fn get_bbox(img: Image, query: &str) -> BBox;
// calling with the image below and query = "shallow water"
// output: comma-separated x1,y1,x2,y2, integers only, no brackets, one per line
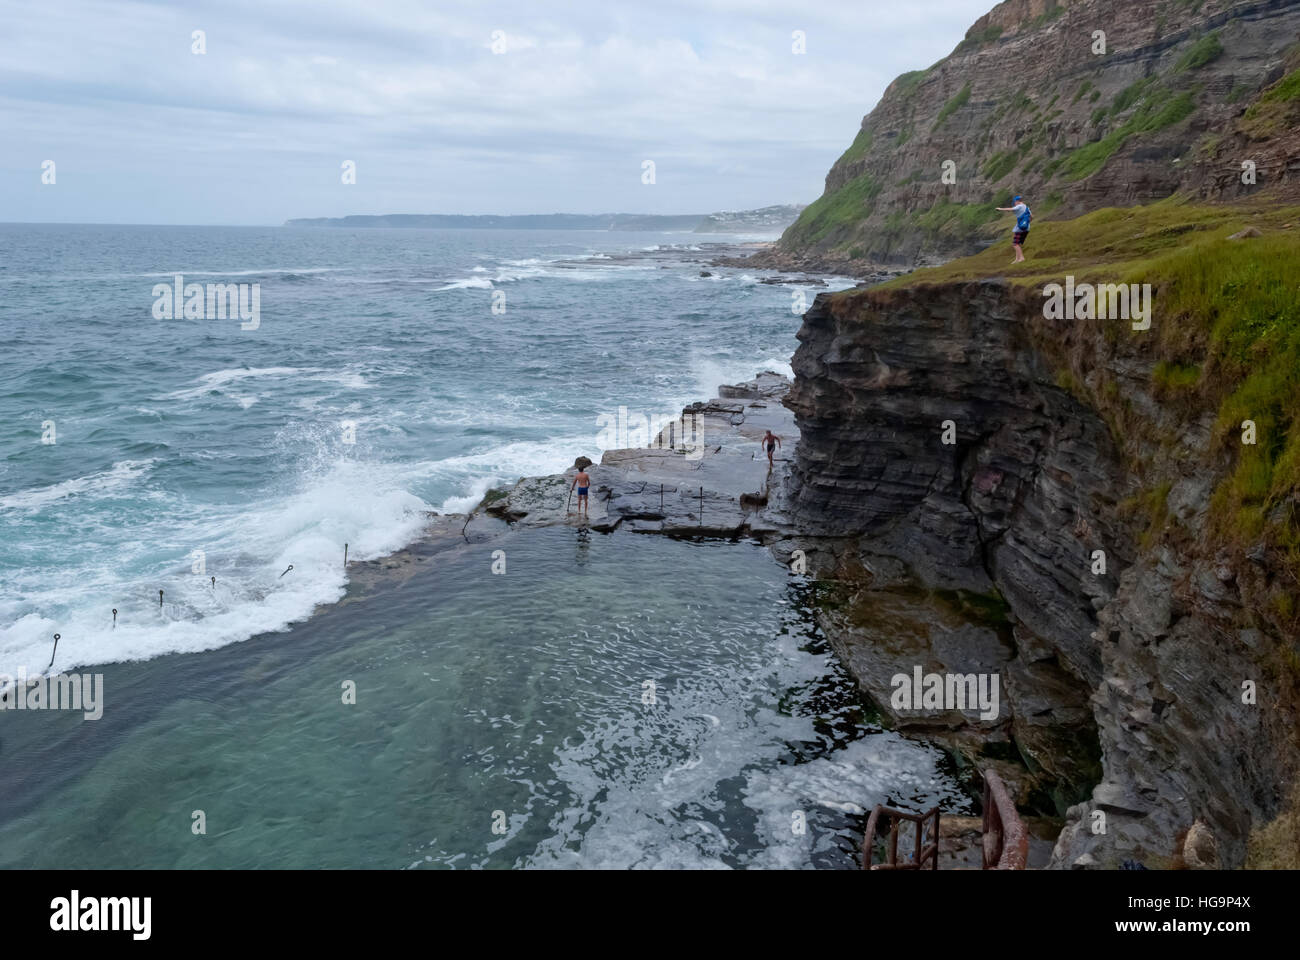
0,224,853,679
0,528,969,869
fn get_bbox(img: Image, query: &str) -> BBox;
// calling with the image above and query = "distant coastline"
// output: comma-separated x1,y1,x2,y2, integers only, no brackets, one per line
283,204,804,233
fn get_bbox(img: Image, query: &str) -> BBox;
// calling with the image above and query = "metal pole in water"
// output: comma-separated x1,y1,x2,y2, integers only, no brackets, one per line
112,608,117,629
280,564,293,578
159,589,164,608
344,543,349,567
47,633,60,671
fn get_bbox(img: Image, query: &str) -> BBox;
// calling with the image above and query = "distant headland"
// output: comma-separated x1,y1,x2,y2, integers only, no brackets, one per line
283,204,804,232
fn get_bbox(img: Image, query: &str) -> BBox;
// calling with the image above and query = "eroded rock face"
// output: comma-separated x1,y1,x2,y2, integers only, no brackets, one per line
767,0,1300,269
782,284,1296,867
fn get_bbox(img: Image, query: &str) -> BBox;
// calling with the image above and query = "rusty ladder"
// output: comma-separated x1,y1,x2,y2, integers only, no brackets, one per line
862,769,1027,870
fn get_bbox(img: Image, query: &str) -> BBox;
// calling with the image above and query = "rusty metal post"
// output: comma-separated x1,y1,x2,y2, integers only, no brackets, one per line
931,808,940,869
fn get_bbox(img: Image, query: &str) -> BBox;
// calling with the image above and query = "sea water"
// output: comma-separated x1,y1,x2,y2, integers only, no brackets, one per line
0,225,968,867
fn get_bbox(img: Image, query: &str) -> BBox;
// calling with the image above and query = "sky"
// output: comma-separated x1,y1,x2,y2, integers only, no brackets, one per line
0,0,996,225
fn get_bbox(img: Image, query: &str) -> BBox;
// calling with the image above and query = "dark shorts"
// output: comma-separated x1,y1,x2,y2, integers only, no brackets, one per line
577,486,588,498
1013,230,1029,245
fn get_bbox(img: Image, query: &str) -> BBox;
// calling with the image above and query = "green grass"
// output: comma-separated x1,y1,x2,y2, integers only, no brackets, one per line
1241,68,1300,137
837,128,874,167
1062,129,1129,180
932,82,973,131
914,198,1000,239
1153,361,1201,391
1072,80,1093,104
476,486,511,511
1040,156,1065,179
875,200,1300,604
782,173,884,248
958,25,1003,53
1063,87,1196,180
1255,68,1300,105
891,69,929,99
1112,77,1156,115
1118,483,1172,549
1247,781,1300,869
1175,32,1223,72
983,148,1018,182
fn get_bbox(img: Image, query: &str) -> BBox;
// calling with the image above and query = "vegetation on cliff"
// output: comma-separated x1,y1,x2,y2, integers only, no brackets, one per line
777,0,1300,266
875,197,1300,640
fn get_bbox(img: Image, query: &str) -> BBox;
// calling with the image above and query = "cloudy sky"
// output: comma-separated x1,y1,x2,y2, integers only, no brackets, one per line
1,0,994,225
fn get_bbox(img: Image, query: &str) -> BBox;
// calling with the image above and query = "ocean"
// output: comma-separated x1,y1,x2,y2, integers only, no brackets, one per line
0,224,969,867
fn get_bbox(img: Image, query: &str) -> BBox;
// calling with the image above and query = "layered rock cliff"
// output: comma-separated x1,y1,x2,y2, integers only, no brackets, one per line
767,0,1300,271
778,271,1299,868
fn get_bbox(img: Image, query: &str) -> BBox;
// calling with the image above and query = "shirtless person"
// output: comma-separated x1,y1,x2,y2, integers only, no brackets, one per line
761,430,781,469
570,465,591,517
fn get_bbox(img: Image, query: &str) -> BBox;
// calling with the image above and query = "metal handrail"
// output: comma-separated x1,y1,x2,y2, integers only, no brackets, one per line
981,769,1029,870
861,768,1030,871
862,804,940,870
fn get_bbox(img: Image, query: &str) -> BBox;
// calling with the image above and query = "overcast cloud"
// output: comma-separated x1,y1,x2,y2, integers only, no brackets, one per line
0,0,994,224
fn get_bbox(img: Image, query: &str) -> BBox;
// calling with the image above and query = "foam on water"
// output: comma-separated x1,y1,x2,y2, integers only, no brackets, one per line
1,225,817,676
0,458,158,512
0,453,433,679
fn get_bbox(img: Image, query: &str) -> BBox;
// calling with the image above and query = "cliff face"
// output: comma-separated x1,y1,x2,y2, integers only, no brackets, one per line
780,281,1297,868
773,0,1300,269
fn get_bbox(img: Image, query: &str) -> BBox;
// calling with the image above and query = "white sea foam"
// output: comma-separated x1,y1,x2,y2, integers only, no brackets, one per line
424,435,597,514
164,366,369,402
0,267,342,284
434,277,495,291
0,459,432,679
0,459,158,512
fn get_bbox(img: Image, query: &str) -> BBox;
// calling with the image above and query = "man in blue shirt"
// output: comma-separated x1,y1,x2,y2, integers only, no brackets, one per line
995,194,1032,263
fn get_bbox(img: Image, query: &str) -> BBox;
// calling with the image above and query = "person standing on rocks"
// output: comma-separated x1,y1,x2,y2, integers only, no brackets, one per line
569,465,591,518
761,430,782,470
995,194,1032,263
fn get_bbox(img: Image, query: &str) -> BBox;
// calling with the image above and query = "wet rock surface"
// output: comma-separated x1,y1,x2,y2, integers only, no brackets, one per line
782,282,1297,868
477,371,799,538
359,366,1101,861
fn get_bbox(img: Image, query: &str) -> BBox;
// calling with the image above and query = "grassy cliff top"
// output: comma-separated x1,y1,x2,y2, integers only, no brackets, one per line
857,199,1300,637
875,198,1300,289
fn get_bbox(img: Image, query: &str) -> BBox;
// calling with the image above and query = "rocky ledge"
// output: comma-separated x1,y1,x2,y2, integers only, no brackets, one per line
346,371,805,590
778,281,1296,870
354,366,1106,857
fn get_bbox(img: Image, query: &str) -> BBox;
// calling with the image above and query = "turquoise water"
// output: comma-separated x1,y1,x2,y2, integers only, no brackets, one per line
0,529,968,869
0,224,968,868
0,224,849,678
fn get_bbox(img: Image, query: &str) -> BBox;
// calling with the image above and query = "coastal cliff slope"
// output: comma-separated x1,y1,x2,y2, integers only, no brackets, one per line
768,0,1300,271
780,202,1300,868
